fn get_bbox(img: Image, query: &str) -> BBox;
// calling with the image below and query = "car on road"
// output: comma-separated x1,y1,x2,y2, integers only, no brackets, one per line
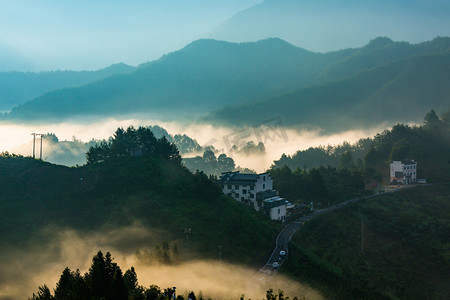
279,250,286,257
272,262,280,269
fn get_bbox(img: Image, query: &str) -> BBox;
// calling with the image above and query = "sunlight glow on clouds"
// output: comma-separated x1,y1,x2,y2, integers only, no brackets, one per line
0,118,389,171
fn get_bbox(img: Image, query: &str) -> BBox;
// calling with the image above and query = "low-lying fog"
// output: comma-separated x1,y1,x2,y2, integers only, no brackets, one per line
0,224,324,300
0,117,387,171
0,117,391,299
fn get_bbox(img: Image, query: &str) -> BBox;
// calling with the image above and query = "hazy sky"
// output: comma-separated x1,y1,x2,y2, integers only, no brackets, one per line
0,0,261,71
1,0,449,71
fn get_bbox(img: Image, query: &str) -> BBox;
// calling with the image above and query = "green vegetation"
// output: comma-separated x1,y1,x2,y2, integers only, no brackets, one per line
283,184,450,299
0,127,276,264
272,109,450,185
183,141,263,176
183,149,235,176
31,125,204,167
30,250,186,300
269,165,366,208
30,250,303,300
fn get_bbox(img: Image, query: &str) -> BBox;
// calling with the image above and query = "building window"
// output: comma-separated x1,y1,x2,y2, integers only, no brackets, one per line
278,208,280,214
227,185,231,189
235,185,239,189
241,197,244,202
263,184,265,189
263,176,266,182
243,189,247,194
250,194,254,198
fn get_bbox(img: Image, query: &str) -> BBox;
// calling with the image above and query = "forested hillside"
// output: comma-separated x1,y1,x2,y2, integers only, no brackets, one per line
267,110,450,210
0,127,276,264
283,184,450,299
207,50,450,132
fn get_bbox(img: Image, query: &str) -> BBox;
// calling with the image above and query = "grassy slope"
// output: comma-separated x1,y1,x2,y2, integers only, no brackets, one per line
283,184,450,299
0,156,277,265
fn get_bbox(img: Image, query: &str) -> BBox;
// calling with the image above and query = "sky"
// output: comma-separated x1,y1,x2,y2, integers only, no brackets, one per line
210,0,450,53
1,0,449,71
0,0,261,71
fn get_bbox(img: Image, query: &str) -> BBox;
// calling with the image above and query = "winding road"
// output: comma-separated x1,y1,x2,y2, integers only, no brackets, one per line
258,185,415,277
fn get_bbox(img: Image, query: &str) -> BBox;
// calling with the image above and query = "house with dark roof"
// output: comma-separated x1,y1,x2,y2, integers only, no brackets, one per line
218,171,287,221
390,160,417,184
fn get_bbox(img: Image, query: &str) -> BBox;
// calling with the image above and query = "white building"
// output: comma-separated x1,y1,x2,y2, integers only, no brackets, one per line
390,160,417,184
218,171,287,221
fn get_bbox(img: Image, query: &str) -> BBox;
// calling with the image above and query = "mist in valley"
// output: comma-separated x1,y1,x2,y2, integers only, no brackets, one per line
0,117,385,300
0,224,323,300
1,2,448,299
0,117,389,171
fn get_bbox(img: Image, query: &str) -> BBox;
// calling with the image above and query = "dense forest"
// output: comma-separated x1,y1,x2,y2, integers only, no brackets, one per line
269,110,450,208
0,126,276,265
2,111,450,299
283,184,450,299
30,250,187,300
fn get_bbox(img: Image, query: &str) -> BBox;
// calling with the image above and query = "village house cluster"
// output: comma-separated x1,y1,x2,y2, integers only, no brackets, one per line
218,171,290,221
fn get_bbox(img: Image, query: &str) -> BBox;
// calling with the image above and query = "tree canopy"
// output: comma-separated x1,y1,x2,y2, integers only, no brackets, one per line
86,126,181,165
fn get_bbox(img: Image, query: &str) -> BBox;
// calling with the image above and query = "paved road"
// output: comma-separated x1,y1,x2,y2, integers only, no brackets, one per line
258,185,417,277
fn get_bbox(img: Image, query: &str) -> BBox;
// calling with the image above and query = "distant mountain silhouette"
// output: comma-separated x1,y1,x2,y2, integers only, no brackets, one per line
207,48,450,132
209,0,450,52
4,37,450,131
0,63,135,111
4,38,355,120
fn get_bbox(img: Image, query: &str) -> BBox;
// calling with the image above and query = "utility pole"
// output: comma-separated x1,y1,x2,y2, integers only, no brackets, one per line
40,134,43,160
31,133,37,158
31,133,44,160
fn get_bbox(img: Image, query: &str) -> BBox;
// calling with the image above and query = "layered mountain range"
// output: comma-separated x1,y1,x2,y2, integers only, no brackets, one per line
2,36,449,132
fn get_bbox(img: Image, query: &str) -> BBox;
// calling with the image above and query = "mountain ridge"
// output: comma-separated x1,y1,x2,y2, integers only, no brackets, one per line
3,36,449,129
210,0,450,52
206,50,450,132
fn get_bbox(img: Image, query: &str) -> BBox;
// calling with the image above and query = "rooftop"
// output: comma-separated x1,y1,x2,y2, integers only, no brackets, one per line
402,159,416,165
218,171,268,185
263,196,285,208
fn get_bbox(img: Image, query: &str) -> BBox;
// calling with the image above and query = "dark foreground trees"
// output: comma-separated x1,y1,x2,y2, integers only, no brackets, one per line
29,250,179,300
30,251,299,300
